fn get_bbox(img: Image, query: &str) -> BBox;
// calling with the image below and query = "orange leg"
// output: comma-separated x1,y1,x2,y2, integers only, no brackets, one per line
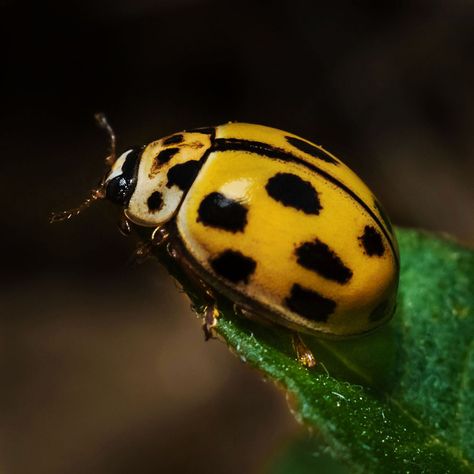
291,333,316,368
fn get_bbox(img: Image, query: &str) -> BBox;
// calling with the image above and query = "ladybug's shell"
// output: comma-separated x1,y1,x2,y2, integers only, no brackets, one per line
174,123,398,338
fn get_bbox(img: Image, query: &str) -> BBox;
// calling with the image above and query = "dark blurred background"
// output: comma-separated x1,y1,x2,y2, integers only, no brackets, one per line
2,1,473,473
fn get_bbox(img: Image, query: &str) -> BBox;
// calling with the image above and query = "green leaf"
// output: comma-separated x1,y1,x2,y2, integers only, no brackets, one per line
152,228,474,473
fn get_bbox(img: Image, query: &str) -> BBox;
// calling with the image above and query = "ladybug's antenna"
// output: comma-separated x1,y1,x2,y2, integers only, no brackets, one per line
49,187,106,223
49,113,116,223
94,112,117,167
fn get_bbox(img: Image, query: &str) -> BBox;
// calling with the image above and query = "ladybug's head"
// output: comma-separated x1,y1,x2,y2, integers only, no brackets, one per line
103,147,142,206
50,114,210,229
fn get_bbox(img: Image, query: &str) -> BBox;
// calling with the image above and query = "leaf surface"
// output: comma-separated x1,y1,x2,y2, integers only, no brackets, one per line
152,228,474,473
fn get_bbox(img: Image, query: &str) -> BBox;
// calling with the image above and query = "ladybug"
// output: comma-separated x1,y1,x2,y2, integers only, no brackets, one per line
52,116,399,367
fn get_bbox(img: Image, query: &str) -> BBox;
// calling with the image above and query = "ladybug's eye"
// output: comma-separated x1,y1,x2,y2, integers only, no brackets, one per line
105,147,141,205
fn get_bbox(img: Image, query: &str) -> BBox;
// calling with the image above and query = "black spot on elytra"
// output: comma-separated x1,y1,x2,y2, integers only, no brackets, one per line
265,173,321,214
210,250,256,284
286,136,339,165
162,134,184,146
369,298,394,322
166,160,202,192
197,192,248,232
374,198,393,234
285,283,336,322
296,239,353,284
156,147,180,165
147,191,163,212
359,225,385,256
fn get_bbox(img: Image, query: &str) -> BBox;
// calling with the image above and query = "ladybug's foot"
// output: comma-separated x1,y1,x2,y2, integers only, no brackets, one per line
202,304,220,340
291,333,316,368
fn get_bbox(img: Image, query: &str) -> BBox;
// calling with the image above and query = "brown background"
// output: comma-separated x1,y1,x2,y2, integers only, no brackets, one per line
2,1,474,473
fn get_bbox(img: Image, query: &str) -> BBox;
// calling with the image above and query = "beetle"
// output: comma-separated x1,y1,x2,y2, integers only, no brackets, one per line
52,115,399,367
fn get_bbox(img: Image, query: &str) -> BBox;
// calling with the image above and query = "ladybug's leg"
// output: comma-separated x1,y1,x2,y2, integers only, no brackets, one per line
186,279,220,340
131,226,170,264
117,211,132,236
291,333,316,368
234,305,316,367
202,302,220,341
165,248,220,340
189,282,219,340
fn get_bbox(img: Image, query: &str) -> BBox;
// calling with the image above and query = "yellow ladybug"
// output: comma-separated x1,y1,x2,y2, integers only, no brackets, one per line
52,116,399,367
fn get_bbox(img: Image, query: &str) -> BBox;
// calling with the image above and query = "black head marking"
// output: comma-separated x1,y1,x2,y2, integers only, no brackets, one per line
147,191,163,212
285,136,339,165
359,225,385,257
197,192,248,233
162,134,184,146
296,239,353,284
166,160,202,192
105,147,142,205
265,172,321,214
210,250,256,284
156,147,180,165
285,283,336,322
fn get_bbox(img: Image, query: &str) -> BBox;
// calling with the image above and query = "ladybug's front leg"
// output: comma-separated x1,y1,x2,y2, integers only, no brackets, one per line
131,226,170,264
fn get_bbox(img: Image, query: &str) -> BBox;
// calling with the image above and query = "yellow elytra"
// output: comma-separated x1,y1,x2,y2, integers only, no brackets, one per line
103,122,399,339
